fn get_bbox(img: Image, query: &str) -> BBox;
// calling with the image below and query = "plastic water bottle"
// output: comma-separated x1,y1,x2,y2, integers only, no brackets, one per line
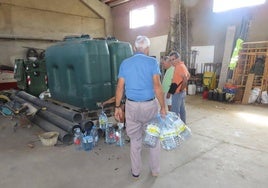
99,109,108,131
160,124,178,151
164,112,184,147
73,127,83,150
168,112,192,141
115,123,125,147
179,125,192,141
82,135,93,151
143,122,161,148
174,134,183,147
105,122,116,144
90,125,99,147
171,116,191,140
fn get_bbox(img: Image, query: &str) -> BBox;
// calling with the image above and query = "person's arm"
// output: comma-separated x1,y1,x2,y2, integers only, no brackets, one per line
102,97,116,107
179,75,188,91
179,64,191,91
114,77,124,122
153,74,167,117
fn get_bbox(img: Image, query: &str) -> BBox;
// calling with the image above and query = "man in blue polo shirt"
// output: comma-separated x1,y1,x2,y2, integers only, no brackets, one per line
114,35,166,178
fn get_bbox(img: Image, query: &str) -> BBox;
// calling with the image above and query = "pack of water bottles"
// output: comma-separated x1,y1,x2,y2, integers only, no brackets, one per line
104,122,125,146
73,124,99,152
143,116,162,148
99,108,108,131
98,109,125,147
114,122,125,147
143,112,192,151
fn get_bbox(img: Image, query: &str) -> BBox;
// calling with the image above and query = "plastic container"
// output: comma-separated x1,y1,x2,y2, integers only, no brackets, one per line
82,135,94,151
163,112,184,149
202,90,209,99
179,125,192,141
105,122,116,144
73,127,83,150
39,131,59,146
98,109,108,131
107,41,133,94
115,123,125,147
90,125,99,147
188,84,196,95
143,117,161,148
45,37,112,110
208,90,214,100
160,125,178,151
213,91,218,101
166,111,191,141
218,92,226,102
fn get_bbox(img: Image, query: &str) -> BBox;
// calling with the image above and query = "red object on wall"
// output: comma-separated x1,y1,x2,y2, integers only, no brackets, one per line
0,69,18,90
0,82,18,90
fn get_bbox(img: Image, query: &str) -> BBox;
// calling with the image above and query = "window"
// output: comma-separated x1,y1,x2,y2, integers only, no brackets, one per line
129,5,155,29
213,0,266,12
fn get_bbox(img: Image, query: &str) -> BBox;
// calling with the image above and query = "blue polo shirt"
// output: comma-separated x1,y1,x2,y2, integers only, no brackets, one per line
118,52,161,101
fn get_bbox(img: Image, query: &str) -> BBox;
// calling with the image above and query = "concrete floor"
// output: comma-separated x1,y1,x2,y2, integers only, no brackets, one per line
0,95,268,188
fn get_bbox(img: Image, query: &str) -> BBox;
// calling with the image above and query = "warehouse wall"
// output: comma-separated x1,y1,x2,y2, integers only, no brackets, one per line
112,0,170,49
189,0,268,64
112,0,268,64
0,0,110,67
2,0,267,68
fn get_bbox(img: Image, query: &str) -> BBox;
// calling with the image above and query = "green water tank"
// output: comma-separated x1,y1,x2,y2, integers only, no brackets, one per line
45,37,112,110
108,41,133,94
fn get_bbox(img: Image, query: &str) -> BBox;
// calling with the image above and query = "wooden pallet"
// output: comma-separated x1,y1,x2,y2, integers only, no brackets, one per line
46,98,115,120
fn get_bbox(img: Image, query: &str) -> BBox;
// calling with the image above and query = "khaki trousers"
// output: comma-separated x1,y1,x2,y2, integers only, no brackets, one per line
125,99,160,175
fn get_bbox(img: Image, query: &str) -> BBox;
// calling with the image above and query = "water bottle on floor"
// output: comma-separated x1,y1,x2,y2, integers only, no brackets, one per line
73,127,83,150
90,125,99,147
99,108,108,131
82,135,94,151
105,122,116,144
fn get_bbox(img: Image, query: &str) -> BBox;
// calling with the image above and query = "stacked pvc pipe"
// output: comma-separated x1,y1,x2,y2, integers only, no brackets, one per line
10,91,86,145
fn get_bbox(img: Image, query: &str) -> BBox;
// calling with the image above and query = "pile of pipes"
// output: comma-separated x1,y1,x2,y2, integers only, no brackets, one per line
10,91,92,145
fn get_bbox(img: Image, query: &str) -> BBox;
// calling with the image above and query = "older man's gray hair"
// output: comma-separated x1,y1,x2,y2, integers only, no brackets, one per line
135,36,150,51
